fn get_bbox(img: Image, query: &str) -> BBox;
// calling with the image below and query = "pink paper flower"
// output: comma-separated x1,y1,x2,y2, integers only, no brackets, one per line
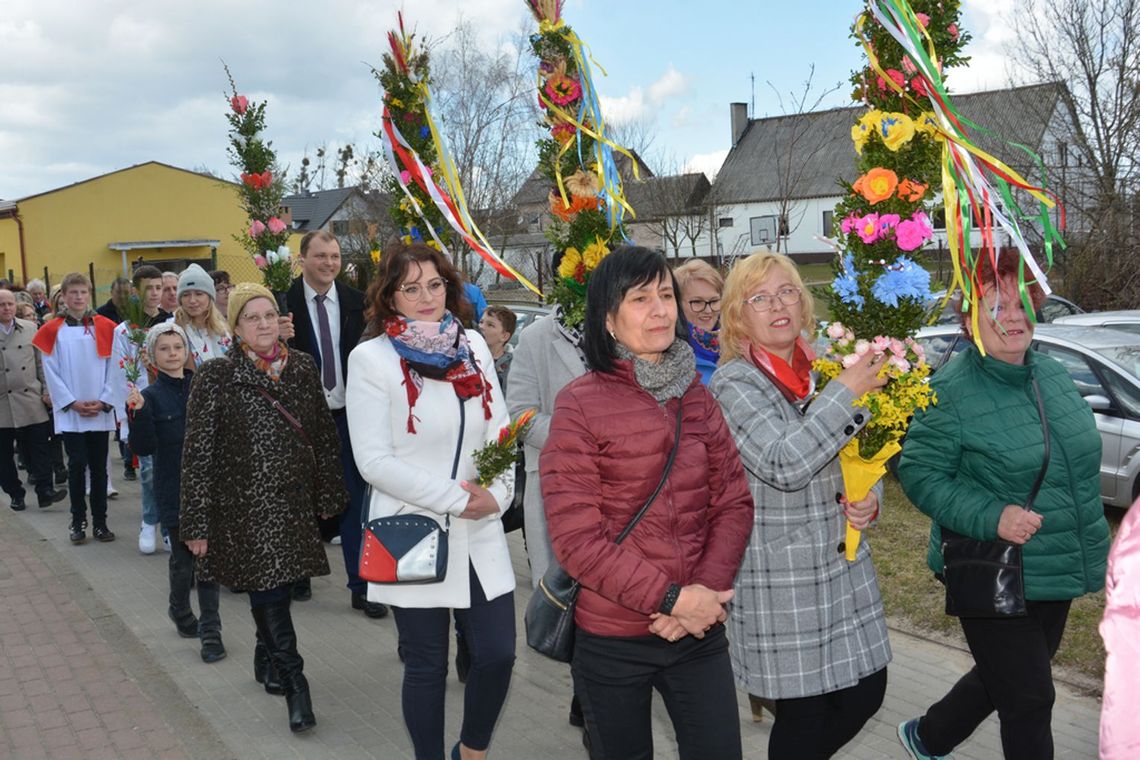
889,338,907,357
249,220,266,238
888,355,912,373
856,213,882,244
911,76,929,98
877,69,906,92
877,213,901,238
854,339,871,356
827,322,846,340
840,214,860,235
230,95,248,115
902,56,917,75
915,12,930,28
253,254,267,268
896,213,934,251
872,335,891,353
842,353,862,369
947,23,960,41
266,217,286,234
400,170,411,185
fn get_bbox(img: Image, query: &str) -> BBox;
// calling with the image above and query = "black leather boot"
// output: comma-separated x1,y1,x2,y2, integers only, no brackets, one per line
252,600,316,733
253,631,284,695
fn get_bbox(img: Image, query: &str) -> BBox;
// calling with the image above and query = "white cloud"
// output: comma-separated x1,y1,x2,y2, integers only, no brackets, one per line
684,149,729,181
952,0,1034,92
600,65,690,125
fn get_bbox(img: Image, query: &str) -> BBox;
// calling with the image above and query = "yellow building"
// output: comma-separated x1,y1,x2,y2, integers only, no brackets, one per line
0,161,302,294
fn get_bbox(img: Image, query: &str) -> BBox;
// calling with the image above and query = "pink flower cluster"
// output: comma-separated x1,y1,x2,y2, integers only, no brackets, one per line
841,210,933,250
230,95,248,115
827,321,927,374
248,217,286,238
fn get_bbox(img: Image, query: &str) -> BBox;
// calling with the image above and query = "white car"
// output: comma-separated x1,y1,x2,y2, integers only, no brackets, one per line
914,323,1140,508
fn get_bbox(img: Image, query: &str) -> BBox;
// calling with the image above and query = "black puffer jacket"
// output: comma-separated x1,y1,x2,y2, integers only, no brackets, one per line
128,370,193,528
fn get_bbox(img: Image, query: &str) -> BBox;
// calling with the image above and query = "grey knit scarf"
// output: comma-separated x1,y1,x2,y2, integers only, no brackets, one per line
615,338,696,402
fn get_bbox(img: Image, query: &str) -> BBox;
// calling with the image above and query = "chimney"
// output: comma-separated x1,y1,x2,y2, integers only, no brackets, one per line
730,102,749,147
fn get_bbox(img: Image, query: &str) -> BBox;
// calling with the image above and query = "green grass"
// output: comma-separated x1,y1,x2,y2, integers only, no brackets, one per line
876,475,1112,688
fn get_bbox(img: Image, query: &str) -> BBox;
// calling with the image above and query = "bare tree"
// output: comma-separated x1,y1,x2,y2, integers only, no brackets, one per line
1010,0,1140,308
631,155,712,262
431,21,540,279
765,65,842,253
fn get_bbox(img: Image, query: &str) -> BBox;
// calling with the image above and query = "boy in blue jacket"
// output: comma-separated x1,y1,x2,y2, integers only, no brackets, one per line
128,323,225,663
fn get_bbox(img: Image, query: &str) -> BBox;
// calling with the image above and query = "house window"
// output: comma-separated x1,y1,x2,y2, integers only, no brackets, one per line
750,215,787,246
822,210,835,237
331,220,349,236
930,207,947,231
718,217,734,228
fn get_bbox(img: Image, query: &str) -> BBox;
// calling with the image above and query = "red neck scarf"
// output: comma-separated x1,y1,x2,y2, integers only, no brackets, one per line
749,338,815,402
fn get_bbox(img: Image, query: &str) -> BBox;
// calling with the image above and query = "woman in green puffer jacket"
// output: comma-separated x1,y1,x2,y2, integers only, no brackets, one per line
895,256,1109,760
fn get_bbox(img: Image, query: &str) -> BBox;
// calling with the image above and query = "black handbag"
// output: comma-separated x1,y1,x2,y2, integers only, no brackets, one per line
941,377,1050,618
499,454,526,534
525,401,684,662
358,398,465,584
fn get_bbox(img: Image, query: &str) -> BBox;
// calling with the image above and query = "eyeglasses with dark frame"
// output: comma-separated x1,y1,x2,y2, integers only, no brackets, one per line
744,287,802,313
686,297,722,314
397,278,447,301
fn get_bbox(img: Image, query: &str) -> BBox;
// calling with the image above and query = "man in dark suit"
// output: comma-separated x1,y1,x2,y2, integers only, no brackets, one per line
286,230,388,619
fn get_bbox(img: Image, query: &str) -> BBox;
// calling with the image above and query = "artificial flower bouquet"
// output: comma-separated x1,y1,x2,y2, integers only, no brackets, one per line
473,409,536,488
118,294,150,388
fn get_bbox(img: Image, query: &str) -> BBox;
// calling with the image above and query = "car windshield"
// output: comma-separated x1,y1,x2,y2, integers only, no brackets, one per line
1093,344,1140,380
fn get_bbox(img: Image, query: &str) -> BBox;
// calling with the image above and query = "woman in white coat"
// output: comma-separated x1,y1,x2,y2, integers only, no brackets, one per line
346,242,515,760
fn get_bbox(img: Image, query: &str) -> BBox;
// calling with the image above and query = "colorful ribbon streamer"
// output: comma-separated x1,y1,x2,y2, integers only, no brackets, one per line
856,1,1066,332
381,16,542,296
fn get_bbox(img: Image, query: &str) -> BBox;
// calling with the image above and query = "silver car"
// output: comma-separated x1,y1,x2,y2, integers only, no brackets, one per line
1053,310,1140,336
914,323,1140,508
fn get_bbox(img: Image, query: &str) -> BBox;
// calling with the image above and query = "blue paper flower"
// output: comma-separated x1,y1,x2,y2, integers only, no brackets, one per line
871,256,933,307
833,253,865,308
420,126,430,139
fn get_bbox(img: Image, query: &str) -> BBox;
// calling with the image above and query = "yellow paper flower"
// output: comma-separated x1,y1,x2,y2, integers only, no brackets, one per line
914,112,943,140
851,110,881,154
581,239,609,270
565,168,601,198
370,248,381,264
558,247,583,280
879,112,916,152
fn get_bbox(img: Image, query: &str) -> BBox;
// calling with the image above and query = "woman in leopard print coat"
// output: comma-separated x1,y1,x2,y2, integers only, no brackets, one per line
180,282,346,736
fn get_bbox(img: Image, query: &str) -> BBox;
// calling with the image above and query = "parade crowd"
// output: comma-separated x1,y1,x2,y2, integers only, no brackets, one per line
1,233,1135,760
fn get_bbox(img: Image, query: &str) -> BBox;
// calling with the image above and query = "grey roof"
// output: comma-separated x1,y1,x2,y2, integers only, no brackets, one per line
626,173,711,220
510,149,656,207
712,82,1064,205
282,187,355,231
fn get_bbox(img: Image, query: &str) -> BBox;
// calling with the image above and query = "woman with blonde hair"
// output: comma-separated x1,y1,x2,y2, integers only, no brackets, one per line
673,259,724,384
172,264,231,367
710,250,891,759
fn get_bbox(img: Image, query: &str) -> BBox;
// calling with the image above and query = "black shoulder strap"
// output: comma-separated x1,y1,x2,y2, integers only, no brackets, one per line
1024,376,1051,511
615,399,685,545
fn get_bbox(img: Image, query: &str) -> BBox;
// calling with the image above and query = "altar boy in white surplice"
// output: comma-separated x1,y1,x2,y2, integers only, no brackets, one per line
33,273,117,545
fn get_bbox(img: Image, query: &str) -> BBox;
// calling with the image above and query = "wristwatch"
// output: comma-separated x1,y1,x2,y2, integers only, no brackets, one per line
658,583,682,615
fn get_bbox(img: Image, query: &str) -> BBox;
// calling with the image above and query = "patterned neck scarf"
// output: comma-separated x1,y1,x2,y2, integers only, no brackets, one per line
384,311,492,433
688,322,720,367
241,339,290,382
748,337,816,403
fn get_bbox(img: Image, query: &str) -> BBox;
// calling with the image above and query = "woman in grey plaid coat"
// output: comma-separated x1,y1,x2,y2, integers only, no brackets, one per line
709,251,892,760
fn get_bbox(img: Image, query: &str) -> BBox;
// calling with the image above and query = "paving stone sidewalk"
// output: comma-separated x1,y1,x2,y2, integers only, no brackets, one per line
3,475,1102,758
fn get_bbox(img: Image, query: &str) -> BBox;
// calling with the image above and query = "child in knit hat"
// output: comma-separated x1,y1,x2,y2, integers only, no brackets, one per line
127,322,225,662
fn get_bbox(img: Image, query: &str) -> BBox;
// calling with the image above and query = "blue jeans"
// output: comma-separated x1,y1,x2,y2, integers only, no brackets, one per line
137,455,166,537
393,567,515,758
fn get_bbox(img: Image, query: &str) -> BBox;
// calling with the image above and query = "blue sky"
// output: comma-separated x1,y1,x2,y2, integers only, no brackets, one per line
0,0,1021,198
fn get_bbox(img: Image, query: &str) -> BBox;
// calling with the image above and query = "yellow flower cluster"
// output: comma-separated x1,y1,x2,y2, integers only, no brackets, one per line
851,110,942,154
812,357,935,442
558,239,610,281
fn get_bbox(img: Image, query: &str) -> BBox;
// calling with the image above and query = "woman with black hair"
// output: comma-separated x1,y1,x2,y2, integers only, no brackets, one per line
540,245,754,759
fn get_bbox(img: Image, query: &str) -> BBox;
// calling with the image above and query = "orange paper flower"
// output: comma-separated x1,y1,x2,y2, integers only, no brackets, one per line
858,168,899,205
897,179,928,202
549,191,599,221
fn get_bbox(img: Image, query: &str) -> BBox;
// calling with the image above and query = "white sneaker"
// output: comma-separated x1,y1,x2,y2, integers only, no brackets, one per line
108,488,119,499
162,534,172,553
330,535,342,545
138,522,157,554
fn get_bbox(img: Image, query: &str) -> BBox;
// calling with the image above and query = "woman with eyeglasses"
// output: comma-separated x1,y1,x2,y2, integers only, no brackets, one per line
674,260,723,384
709,250,891,760
346,241,515,760
179,282,347,734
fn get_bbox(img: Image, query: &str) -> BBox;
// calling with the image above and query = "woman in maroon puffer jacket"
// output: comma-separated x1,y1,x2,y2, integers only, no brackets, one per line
540,246,755,760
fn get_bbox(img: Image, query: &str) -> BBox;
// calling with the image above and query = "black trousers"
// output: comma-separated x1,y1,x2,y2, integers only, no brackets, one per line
918,599,1072,760
332,411,366,595
62,431,108,527
392,567,515,758
572,624,742,760
768,667,887,759
167,527,221,635
0,421,54,501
